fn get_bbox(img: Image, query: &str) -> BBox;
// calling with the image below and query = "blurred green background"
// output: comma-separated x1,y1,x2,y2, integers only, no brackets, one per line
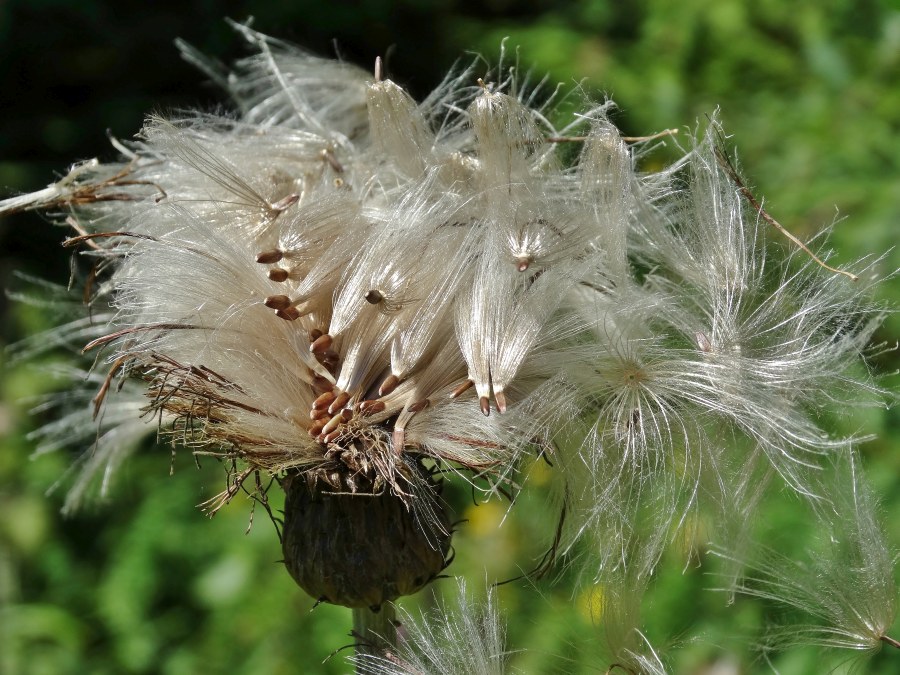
1,1,898,673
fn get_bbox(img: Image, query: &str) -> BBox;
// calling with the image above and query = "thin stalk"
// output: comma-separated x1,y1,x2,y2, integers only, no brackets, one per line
881,634,900,650
352,604,398,669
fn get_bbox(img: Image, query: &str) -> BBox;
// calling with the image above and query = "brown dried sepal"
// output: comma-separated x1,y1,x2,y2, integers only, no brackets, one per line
280,467,451,610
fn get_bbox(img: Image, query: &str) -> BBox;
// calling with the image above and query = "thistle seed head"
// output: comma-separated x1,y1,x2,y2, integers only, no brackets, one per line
3,22,892,635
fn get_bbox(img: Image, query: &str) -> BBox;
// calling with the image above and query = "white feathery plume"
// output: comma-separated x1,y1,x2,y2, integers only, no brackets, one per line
710,449,898,656
25,366,154,515
351,580,511,675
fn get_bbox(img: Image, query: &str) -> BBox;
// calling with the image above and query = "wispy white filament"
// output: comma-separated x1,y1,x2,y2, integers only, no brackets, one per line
351,580,511,675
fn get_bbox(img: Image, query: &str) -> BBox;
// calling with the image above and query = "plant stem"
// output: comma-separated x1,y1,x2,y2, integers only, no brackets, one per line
881,634,900,650
352,604,398,669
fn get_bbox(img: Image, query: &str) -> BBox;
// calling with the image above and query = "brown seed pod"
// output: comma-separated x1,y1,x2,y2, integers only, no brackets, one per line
280,464,452,610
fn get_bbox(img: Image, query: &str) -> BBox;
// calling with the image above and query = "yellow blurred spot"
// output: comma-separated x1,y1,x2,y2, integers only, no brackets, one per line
577,584,605,623
464,500,506,538
672,511,709,558
527,455,553,487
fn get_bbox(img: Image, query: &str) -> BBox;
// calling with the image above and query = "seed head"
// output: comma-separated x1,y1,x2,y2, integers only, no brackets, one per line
2,22,893,654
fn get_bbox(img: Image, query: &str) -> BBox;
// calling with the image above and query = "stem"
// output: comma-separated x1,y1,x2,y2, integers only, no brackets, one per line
711,137,858,282
352,604,398,669
881,634,900,650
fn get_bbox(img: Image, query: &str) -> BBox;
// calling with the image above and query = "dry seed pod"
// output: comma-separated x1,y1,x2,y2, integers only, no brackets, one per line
280,465,452,610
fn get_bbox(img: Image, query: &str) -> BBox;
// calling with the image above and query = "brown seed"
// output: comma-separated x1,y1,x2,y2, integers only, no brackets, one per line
309,421,325,437
358,400,386,416
328,391,351,415
479,395,491,417
695,331,713,353
265,294,292,310
516,256,531,272
276,307,301,321
309,328,323,342
256,249,283,264
379,374,400,396
319,349,340,364
408,399,430,413
313,391,336,410
322,429,342,444
364,289,384,304
322,413,343,436
450,379,473,399
270,193,299,211
310,408,330,421
310,334,333,354
312,374,335,393
494,391,507,414
321,148,344,173
317,351,340,372
340,408,354,422
268,268,289,282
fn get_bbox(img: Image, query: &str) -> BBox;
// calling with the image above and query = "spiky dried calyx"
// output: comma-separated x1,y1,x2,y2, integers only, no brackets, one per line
280,464,452,610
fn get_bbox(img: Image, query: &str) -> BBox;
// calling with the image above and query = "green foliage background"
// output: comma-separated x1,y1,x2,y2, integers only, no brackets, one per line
0,1,898,673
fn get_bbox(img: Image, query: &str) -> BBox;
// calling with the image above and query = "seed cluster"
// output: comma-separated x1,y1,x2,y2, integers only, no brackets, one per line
2,24,888,629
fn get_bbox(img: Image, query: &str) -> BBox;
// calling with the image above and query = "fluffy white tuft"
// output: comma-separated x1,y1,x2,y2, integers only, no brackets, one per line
351,580,511,675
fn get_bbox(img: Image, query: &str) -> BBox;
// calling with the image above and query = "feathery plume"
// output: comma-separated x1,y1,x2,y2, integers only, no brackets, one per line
710,450,898,656
351,580,510,675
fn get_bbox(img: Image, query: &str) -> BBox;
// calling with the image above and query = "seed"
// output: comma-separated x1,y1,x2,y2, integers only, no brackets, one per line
276,307,301,321
450,379,473,399
321,148,344,173
480,396,491,417
494,391,507,414
311,375,335,393
695,331,713,353
364,289,384,304
318,350,340,373
328,391,351,415
310,334,333,354
321,413,343,436
313,391,336,410
358,400,386,416
256,249,283,264
270,193,299,211
268,268,289,282
265,294,292,310
379,374,400,396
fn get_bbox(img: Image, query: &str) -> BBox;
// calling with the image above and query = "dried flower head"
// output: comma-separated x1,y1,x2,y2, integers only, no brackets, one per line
2,20,895,667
